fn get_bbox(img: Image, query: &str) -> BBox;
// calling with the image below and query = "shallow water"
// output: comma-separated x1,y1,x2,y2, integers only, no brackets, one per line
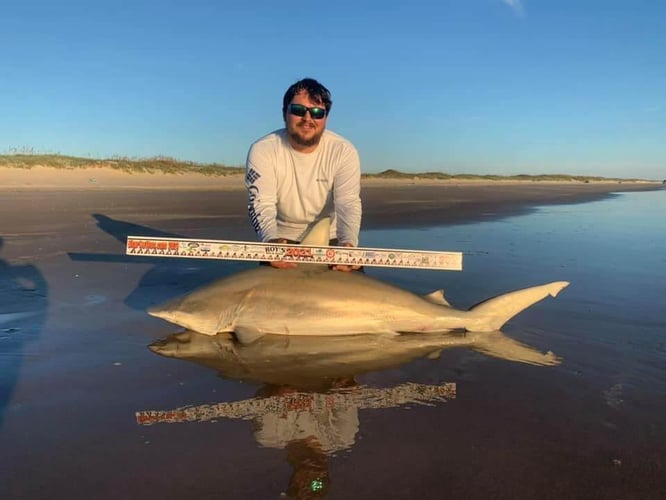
1,190,665,499
367,190,666,390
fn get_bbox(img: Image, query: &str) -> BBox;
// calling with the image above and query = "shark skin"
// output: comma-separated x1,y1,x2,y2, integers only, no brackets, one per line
148,218,569,345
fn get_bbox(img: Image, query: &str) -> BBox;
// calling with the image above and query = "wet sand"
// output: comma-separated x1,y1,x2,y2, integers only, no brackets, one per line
1,167,664,499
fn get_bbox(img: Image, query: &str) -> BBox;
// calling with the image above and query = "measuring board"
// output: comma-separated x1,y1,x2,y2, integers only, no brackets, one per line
126,236,463,271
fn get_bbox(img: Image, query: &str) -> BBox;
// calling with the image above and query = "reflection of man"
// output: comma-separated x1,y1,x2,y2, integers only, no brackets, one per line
253,380,358,498
136,381,455,498
253,381,359,455
284,437,330,499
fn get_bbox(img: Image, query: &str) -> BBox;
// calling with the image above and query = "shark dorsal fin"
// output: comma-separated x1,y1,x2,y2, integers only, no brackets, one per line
301,217,331,246
423,289,451,307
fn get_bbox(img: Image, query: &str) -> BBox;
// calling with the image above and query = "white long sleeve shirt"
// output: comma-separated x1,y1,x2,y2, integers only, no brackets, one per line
246,128,362,245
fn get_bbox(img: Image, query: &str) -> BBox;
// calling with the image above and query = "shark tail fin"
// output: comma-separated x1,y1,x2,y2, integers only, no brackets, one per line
467,281,569,332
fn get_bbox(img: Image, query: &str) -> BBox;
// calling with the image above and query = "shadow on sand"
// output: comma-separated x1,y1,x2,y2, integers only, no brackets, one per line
68,214,249,311
0,237,48,429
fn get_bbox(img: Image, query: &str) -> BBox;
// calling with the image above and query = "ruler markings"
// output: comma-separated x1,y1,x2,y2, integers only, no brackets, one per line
126,236,463,271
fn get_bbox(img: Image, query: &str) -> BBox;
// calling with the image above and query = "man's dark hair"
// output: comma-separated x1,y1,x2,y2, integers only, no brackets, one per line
282,78,332,116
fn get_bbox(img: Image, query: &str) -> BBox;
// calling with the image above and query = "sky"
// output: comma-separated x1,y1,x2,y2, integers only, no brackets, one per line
2,0,664,179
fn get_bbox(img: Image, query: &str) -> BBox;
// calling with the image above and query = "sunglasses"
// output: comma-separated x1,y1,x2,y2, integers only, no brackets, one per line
287,103,327,120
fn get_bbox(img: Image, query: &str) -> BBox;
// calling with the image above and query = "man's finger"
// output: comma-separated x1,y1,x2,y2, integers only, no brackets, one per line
270,260,298,269
331,264,360,272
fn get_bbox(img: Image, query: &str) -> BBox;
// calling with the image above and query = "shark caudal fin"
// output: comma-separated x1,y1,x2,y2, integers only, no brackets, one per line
466,281,569,332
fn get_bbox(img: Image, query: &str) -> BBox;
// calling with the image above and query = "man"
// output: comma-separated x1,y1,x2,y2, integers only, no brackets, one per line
246,78,362,271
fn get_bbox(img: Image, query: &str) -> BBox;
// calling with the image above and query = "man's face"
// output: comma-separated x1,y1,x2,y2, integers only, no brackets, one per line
284,91,328,152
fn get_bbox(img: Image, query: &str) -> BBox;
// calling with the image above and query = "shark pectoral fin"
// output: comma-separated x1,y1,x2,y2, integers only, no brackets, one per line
472,331,561,366
211,289,258,335
423,289,451,307
234,326,265,345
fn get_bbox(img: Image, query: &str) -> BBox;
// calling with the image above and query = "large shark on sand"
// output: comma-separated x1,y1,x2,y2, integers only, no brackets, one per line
148,218,569,345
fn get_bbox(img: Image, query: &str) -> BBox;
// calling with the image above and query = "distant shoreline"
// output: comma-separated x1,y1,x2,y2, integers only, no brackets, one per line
1,165,662,191
2,164,662,235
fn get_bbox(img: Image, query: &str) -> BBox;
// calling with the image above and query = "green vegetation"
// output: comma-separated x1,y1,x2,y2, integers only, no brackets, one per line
363,169,647,183
0,153,652,182
0,154,244,176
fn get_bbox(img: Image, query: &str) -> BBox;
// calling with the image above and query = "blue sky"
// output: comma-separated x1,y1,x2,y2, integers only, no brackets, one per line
2,0,664,179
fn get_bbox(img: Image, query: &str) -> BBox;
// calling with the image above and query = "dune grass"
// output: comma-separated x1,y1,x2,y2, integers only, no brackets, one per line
362,168,647,183
0,154,244,176
0,153,653,182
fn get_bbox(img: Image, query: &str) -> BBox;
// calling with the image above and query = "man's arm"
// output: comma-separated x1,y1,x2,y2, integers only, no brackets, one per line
331,144,362,271
246,143,297,269
246,145,279,243
333,145,362,247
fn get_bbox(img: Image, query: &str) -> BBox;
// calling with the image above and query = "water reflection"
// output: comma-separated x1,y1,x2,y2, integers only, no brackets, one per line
137,327,562,497
146,327,558,388
0,237,48,429
138,380,455,498
137,331,460,498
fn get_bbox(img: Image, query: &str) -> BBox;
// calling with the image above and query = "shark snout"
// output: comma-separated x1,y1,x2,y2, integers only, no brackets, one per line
149,331,193,355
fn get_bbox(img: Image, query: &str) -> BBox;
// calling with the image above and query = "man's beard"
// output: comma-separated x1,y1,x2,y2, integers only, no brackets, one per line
289,124,324,148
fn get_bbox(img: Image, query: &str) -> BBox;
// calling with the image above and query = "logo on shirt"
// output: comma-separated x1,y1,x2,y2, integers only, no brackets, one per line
246,168,261,184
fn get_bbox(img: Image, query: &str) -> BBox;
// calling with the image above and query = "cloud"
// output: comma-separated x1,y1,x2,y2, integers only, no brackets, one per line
501,0,525,17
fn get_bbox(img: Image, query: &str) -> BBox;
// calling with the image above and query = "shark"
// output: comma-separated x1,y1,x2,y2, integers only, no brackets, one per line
148,218,569,345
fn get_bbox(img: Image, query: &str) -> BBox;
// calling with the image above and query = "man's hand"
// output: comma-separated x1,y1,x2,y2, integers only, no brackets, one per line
268,238,297,269
331,242,361,272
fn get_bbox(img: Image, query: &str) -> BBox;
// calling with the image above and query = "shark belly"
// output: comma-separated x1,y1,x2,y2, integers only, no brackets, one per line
228,270,468,342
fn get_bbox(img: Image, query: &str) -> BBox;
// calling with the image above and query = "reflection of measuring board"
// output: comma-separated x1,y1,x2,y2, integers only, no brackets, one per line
126,236,463,271
135,382,457,425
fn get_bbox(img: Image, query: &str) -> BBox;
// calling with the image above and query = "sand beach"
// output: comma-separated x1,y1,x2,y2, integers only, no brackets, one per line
2,165,662,231
1,166,664,499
